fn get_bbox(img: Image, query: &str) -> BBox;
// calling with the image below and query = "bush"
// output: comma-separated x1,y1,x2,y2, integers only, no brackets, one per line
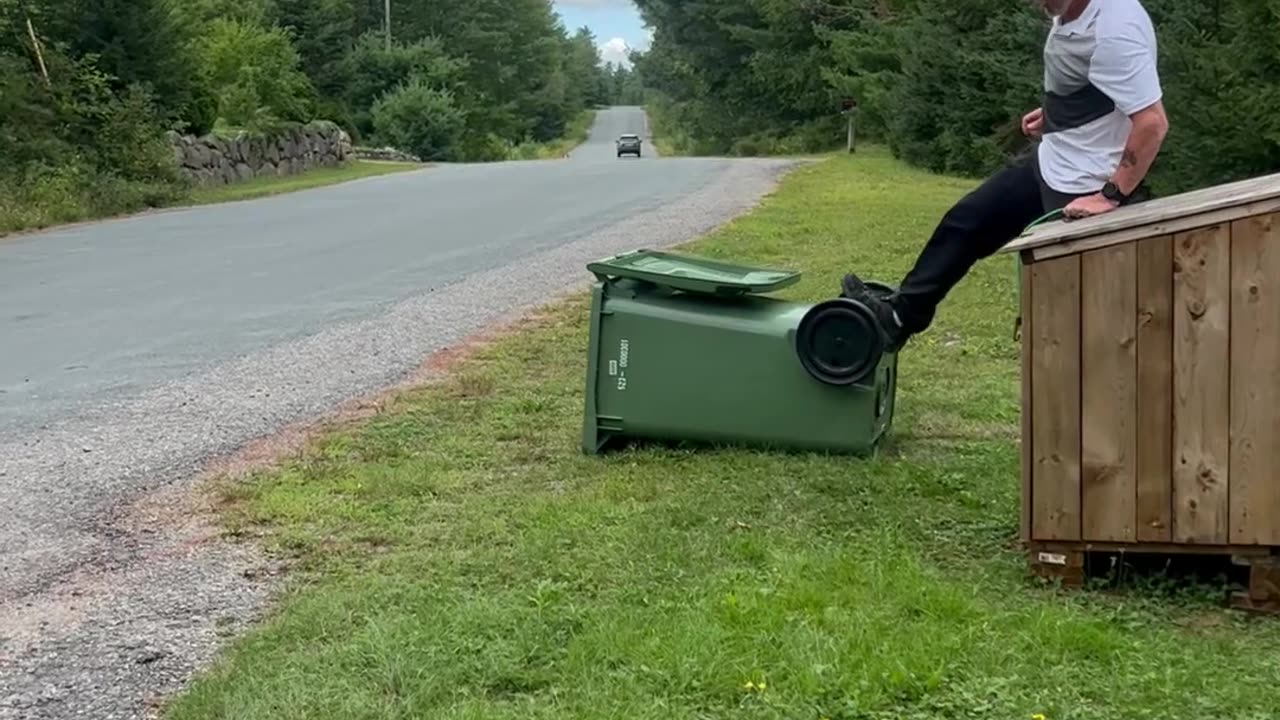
0,44,189,235
0,158,188,235
193,17,315,132
90,84,185,186
370,78,466,161
26,0,220,135
338,33,464,140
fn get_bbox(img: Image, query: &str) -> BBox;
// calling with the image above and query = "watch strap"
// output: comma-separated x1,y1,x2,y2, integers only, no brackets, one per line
1102,181,1128,203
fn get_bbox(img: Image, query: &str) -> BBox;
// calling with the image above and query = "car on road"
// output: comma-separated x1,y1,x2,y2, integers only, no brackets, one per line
616,134,642,158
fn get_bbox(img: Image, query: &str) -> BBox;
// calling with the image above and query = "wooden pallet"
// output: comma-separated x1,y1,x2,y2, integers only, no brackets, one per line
1026,541,1280,614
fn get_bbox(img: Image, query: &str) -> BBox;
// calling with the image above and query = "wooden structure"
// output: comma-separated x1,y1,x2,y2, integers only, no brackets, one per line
1002,172,1280,612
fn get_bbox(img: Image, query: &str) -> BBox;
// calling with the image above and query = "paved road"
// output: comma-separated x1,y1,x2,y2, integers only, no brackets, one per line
0,106,665,433
0,106,799,719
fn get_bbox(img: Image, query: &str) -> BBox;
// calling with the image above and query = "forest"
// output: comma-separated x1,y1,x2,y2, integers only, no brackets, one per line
0,0,632,229
632,0,1280,196
4,0,1276,231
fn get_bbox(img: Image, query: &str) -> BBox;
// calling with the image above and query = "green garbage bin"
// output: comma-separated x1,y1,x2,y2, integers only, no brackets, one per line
581,249,899,456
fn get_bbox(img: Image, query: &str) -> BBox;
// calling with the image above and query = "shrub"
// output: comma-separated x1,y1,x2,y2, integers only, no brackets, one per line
0,44,188,235
193,17,315,132
370,77,466,161
338,33,464,140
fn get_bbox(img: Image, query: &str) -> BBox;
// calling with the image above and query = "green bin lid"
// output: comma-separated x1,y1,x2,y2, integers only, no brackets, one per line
587,249,801,296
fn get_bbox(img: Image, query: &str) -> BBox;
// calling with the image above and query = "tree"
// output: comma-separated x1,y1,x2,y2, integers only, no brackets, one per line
564,27,606,109
269,0,357,100
193,17,315,131
388,0,583,151
28,0,218,133
338,32,463,140
371,77,466,160
631,0,1280,191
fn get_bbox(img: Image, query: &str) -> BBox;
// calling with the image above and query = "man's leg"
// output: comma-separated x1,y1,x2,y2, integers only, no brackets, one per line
842,154,1047,348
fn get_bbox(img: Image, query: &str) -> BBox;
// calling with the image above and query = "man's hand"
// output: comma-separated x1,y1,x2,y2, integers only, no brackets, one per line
1022,108,1044,139
1064,193,1120,220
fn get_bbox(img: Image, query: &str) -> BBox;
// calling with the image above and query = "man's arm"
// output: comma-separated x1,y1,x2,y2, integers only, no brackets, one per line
1063,24,1165,219
1110,100,1169,196
1064,105,1168,219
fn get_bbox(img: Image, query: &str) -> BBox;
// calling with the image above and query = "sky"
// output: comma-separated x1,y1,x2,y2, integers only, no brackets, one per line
552,0,651,68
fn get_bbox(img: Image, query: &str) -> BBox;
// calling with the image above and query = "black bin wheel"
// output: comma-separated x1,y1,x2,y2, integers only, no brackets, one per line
795,298,886,387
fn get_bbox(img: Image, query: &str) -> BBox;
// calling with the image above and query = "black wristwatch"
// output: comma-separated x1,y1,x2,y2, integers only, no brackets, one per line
1101,180,1128,205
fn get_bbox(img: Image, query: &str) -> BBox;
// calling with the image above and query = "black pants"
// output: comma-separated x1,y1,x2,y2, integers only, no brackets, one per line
891,150,1089,335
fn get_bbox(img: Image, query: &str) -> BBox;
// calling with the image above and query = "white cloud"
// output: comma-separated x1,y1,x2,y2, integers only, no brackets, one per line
557,0,633,6
600,37,632,68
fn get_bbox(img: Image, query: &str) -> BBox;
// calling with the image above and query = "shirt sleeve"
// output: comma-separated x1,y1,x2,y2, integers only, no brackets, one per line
1089,28,1162,115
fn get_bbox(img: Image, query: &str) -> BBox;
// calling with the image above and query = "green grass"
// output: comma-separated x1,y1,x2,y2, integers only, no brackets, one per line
641,102,845,159
643,102,688,157
0,160,424,238
0,169,187,238
189,160,425,205
168,148,1280,720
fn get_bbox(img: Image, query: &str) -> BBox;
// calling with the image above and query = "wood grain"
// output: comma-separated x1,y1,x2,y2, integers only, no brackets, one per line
1021,261,1033,544
1026,197,1280,262
1030,255,1081,541
1136,235,1174,542
1081,244,1137,542
1005,172,1280,253
1172,223,1231,544
1230,212,1280,545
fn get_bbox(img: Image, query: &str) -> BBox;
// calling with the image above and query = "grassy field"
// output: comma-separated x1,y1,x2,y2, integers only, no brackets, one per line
169,149,1280,720
189,160,424,205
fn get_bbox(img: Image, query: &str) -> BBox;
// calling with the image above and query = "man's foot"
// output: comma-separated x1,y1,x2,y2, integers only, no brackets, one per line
840,273,910,352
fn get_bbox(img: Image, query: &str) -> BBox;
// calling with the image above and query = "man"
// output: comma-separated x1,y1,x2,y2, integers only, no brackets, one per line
840,0,1170,351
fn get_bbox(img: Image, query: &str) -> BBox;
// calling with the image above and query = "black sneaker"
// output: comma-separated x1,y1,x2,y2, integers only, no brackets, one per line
840,272,910,352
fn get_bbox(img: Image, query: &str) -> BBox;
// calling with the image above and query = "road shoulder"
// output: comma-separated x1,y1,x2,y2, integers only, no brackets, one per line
0,157,802,720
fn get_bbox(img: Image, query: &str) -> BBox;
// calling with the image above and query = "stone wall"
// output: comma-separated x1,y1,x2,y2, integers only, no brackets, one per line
168,121,354,187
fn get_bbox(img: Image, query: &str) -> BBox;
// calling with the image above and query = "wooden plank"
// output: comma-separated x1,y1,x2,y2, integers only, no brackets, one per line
1003,172,1280,253
1020,261,1033,544
1031,540,1271,557
1136,236,1174,542
1230,212,1280,545
1026,196,1280,261
1081,244,1137,542
1030,255,1081,541
1172,223,1231,544
1027,547,1085,588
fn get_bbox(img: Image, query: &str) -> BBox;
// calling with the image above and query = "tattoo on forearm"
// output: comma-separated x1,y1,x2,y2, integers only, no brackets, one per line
1121,149,1139,168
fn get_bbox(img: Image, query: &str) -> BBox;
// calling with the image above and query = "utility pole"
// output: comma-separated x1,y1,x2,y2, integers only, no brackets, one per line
384,0,391,50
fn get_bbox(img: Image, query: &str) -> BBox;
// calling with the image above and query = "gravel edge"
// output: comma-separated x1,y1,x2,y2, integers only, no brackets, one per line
0,157,805,720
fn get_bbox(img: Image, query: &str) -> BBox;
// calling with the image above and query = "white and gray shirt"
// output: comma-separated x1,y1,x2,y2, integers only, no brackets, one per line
1038,0,1163,195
